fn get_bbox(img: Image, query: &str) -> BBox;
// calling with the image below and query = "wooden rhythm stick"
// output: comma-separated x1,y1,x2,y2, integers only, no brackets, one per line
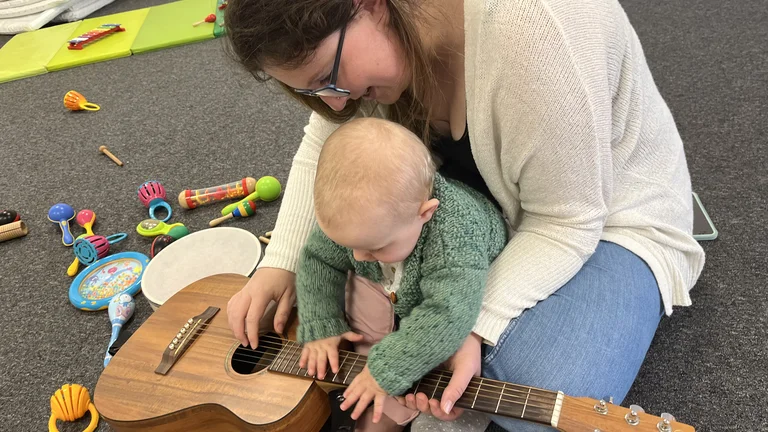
99,146,123,166
0,221,28,242
258,230,272,245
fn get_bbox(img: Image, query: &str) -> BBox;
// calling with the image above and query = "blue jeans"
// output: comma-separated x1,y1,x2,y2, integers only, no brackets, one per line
482,241,663,431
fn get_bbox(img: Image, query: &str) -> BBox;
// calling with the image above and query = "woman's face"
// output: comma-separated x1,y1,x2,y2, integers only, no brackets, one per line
264,3,410,111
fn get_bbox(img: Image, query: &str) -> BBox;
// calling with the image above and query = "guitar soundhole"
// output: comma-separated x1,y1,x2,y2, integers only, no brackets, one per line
230,332,283,375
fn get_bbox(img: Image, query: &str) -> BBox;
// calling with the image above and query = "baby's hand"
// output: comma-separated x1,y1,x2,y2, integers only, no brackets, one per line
300,331,363,379
341,365,388,423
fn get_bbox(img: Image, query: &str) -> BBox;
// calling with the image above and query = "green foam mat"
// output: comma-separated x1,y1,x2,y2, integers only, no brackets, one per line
131,0,217,55
46,8,150,72
213,0,226,37
0,22,80,84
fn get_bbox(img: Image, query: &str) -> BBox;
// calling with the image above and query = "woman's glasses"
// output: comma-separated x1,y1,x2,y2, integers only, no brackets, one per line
294,25,350,98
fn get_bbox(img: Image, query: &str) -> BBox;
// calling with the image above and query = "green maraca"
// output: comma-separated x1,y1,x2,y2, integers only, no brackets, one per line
221,176,281,216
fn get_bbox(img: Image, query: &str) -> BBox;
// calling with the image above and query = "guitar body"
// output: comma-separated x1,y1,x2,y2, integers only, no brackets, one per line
94,274,330,431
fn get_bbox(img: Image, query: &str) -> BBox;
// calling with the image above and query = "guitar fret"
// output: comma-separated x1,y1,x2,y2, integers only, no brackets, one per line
273,342,289,373
343,355,357,384
472,378,482,409
495,383,506,413
431,374,442,400
281,342,296,373
521,388,531,418
289,343,302,375
332,352,349,383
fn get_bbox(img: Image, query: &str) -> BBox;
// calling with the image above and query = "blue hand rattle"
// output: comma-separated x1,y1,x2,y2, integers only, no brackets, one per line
137,181,173,222
104,293,135,367
47,203,76,246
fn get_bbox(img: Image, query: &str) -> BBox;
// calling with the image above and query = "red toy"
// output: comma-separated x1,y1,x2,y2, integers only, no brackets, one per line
68,24,125,50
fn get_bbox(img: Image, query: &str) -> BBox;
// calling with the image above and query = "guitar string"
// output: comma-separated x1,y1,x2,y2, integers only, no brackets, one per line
169,327,558,404
184,336,558,411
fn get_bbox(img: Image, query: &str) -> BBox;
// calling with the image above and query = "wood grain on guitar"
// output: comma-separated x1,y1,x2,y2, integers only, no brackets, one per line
94,274,696,432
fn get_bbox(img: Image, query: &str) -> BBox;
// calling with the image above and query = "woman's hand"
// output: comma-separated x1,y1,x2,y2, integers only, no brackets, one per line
227,267,296,349
397,332,483,420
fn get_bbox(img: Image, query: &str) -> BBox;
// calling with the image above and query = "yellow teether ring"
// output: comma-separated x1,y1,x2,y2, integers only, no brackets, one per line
48,384,99,432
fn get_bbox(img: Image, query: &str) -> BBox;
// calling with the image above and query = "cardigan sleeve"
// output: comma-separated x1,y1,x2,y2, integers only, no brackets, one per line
467,0,613,343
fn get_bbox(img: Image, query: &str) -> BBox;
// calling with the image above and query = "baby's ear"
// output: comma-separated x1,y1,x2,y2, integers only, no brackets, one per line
418,199,440,223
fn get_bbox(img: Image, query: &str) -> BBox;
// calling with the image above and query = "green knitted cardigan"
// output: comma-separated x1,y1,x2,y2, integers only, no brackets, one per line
296,173,507,395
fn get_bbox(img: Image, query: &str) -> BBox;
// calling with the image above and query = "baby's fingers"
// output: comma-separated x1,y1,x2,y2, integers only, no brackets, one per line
372,394,386,423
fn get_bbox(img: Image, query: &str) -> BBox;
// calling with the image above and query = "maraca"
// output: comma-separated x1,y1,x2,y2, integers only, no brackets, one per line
136,219,189,239
221,176,282,216
64,90,100,111
192,13,216,26
150,235,175,258
47,203,76,246
138,181,173,222
103,293,135,367
73,233,127,266
209,200,256,227
67,209,97,276
0,210,20,226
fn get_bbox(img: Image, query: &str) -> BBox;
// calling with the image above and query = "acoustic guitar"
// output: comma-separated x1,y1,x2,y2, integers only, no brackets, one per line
94,274,696,432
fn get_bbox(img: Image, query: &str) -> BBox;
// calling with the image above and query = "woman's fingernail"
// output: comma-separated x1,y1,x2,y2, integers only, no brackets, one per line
443,401,453,414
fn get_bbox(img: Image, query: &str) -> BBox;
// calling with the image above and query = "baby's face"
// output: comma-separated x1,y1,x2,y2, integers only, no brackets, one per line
321,211,425,264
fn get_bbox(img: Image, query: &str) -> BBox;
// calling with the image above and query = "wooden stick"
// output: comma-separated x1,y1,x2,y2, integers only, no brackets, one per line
265,231,272,237
209,213,234,227
99,145,123,166
258,236,270,244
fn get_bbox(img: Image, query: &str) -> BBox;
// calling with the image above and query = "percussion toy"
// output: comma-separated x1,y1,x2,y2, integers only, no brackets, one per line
259,230,272,245
192,13,216,26
67,23,125,50
73,233,128,266
150,235,175,258
141,227,261,310
0,221,28,243
209,200,256,227
64,90,100,111
48,383,99,432
137,181,172,222
178,177,256,210
0,210,20,226
67,209,97,276
136,219,189,239
99,146,123,166
48,203,76,246
69,252,149,311
103,294,135,367
221,176,282,216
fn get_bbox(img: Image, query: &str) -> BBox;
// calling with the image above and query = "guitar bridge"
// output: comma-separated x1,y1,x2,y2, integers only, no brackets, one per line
154,306,219,375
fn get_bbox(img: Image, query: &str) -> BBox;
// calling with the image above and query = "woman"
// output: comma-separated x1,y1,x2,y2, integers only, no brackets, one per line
223,0,705,430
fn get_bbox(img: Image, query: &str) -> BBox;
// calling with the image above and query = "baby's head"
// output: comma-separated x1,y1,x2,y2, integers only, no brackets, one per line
314,118,439,264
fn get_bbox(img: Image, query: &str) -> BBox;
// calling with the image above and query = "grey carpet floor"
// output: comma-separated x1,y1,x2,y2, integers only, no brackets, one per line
0,0,765,431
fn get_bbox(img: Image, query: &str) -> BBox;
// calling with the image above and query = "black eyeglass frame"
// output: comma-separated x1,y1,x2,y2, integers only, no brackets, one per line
293,25,350,98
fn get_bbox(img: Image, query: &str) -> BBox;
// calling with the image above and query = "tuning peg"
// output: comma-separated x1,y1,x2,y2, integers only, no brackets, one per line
661,413,676,422
625,404,644,425
629,404,645,414
657,413,676,431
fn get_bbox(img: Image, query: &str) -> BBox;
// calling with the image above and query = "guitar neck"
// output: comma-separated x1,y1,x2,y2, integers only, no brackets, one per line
268,340,560,427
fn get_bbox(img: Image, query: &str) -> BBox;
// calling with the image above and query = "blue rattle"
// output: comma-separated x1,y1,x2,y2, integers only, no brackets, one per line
137,181,173,222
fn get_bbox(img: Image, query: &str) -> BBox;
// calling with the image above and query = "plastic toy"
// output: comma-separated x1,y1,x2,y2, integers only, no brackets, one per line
73,233,127,266
192,13,216,26
150,235,175,258
63,90,100,111
69,251,149,311
103,293,135,367
0,221,28,243
137,181,172,222
99,146,123,166
0,210,20,226
136,219,189,239
48,203,76,246
67,209,97,277
48,383,99,432
209,200,256,227
178,177,256,209
67,23,125,50
221,176,282,216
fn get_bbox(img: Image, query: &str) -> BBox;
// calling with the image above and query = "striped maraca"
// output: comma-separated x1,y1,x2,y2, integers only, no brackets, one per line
104,293,135,367
209,200,257,227
73,233,127,266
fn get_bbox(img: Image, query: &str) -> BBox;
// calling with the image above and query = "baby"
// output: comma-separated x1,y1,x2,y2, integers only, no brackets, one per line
295,117,507,431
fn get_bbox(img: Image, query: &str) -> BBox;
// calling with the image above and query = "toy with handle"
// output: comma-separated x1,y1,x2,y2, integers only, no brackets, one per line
67,210,97,276
209,200,256,227
73,233,127,266
47,203,76,246
136,219,190,239
138,181,173,222
0,210,20,226
221,176,282,216
178,177,256,210
48,383,99,432
103,293,135,367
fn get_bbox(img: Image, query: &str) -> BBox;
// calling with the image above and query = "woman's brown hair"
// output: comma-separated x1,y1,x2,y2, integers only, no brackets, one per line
224,0,437,142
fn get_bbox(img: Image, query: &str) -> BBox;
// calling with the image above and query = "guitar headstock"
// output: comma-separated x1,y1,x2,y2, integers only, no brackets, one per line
557,395,695,432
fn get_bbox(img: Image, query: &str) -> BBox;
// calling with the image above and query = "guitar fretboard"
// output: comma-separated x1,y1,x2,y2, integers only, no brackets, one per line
267,340,557,425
